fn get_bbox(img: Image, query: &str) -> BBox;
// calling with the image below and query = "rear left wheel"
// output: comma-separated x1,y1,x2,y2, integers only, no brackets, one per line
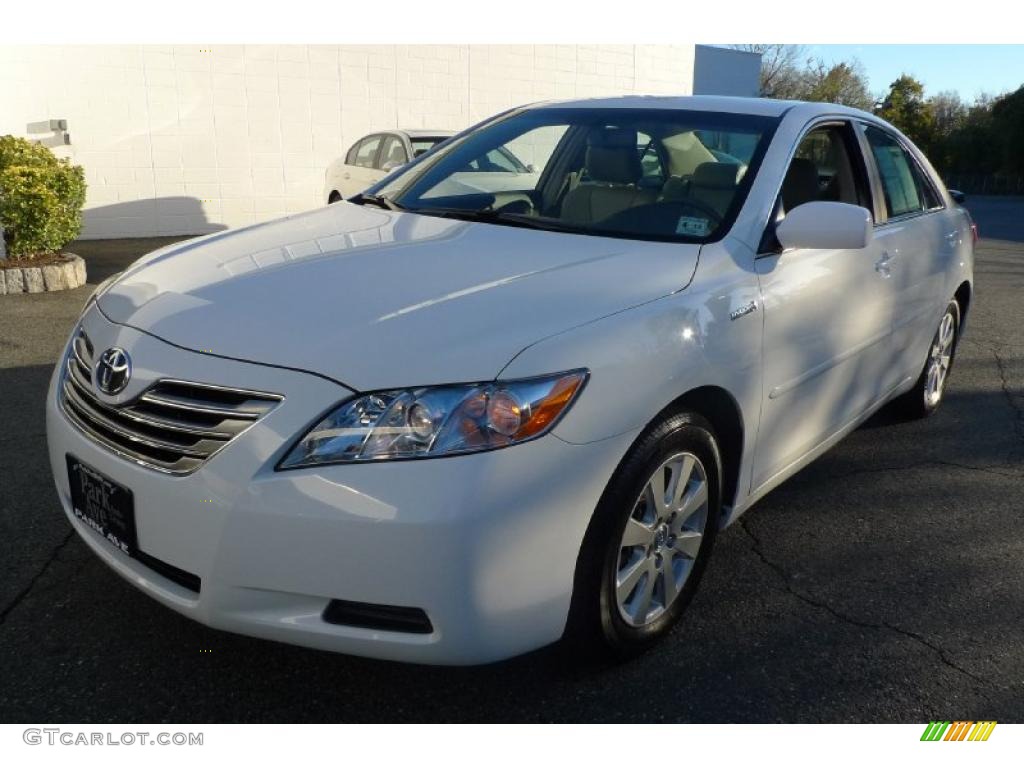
896,300,960,419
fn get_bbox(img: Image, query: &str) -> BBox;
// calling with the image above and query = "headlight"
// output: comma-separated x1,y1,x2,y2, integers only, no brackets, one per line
278,370,587,469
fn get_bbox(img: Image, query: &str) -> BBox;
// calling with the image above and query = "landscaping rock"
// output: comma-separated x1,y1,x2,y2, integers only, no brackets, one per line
24,267,44,293
72,255,87,286
42,263,68,291
1,254,86,295
5,268,24,293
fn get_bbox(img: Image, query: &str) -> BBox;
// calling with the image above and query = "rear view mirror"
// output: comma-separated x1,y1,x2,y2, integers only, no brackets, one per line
776,201,873,251
949,189,966,204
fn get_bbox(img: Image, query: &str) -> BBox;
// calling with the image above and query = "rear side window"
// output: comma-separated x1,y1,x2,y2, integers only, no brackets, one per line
352,135,383,169
861,125,940,219
345,141,360,165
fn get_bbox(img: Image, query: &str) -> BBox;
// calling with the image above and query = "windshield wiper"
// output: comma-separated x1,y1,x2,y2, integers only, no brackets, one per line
412,207,580,234
349,192,405,211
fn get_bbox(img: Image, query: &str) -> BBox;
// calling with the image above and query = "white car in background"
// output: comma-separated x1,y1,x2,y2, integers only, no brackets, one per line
48,96,974,665
324,129,453,202
325,128,542,203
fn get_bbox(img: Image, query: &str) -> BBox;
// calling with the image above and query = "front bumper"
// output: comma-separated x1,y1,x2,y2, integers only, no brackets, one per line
46,307,634,664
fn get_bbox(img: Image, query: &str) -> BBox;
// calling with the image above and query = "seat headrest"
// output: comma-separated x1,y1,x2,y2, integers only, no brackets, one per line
782,158,820,211
692,162,742,189
585,127,641,184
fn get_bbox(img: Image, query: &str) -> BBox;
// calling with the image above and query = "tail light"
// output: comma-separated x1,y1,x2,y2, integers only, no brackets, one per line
970,222,979,245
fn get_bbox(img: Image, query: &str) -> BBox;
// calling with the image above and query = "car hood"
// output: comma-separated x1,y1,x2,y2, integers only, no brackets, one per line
99,203,699,390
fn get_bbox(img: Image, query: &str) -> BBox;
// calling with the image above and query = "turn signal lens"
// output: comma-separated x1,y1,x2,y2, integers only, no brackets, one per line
278,370,588,468
513,373,584,439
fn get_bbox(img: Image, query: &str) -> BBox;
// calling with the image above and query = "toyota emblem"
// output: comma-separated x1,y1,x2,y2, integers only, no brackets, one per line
95,347,132,395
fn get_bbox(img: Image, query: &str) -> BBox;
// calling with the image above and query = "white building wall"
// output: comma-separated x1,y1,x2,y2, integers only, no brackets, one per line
0,44,701,239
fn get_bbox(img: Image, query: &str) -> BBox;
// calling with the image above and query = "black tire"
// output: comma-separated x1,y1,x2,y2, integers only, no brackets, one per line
564,411,722,660
894,299,961,419
328,191,342,204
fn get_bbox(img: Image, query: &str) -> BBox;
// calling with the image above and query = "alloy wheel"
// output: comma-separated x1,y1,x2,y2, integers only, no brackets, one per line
924,308,957,408
614,452,709,627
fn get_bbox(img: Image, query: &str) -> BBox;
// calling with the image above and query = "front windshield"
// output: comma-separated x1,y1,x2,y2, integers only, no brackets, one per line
376,107,778,243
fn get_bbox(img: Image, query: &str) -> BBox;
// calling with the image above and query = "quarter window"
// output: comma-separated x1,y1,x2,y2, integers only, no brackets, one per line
861,125,940,219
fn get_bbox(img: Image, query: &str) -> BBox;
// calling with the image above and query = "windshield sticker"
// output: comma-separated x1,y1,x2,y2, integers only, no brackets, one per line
676,216,710,237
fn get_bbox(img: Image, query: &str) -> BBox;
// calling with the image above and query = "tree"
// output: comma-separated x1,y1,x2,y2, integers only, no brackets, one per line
800,58,874,111
940,94,998,175
730,44,806,99
731,45,872,109
926,91,968,171
990,86,1024,175
930,90,967,137
875,75,937,154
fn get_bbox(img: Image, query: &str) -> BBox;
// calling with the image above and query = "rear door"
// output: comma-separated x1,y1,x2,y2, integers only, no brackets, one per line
752,120,896,489
858,123,951,385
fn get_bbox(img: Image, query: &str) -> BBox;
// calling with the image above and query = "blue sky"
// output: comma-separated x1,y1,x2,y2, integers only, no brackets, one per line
804,45,1024,101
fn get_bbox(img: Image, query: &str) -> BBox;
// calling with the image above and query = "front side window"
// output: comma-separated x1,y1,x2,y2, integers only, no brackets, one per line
379,135,409,170
636,132,666,186
861,124,940,219
353,135,383,169
375,108,777,244
780,124,870,214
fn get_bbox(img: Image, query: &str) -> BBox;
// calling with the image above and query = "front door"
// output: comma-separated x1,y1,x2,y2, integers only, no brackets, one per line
752,121,895,490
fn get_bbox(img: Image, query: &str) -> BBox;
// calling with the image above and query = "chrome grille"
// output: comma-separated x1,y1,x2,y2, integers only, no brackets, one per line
61,328,282,474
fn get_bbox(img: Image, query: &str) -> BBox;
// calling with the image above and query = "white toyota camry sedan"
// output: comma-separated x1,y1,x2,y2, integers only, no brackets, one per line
47,96,974,665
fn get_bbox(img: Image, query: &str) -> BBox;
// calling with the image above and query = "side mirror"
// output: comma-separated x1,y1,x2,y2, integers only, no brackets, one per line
382,161,406,172
776,201,873,251
949,189,966,205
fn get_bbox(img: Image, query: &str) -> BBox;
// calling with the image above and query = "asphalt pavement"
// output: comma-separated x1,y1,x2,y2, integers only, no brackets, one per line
0,199,1021,722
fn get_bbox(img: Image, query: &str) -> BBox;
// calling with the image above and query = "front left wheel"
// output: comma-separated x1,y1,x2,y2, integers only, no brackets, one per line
565,411,722,659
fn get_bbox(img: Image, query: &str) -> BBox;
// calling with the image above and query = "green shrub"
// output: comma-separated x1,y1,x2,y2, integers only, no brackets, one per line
0,135,86,259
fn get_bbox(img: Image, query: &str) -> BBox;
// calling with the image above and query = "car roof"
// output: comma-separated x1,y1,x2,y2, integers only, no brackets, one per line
528,94,873,120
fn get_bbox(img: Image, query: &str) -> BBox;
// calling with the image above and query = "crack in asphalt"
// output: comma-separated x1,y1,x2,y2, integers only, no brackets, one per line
737,517,1001,696
991,347,1024,451
0,527,75,626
